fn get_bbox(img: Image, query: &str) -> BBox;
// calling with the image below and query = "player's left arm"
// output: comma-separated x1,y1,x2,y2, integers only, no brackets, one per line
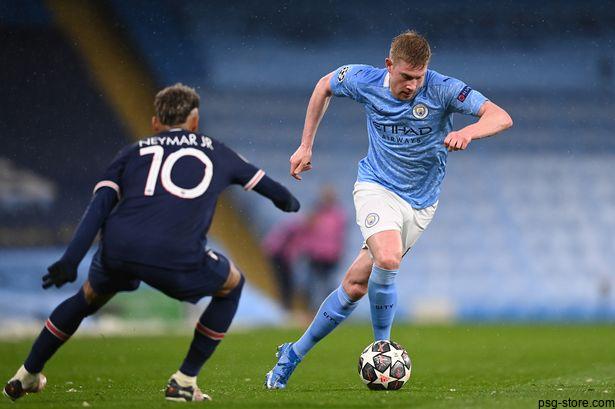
43,146,132,289
444,101,513,151
43,189,119,289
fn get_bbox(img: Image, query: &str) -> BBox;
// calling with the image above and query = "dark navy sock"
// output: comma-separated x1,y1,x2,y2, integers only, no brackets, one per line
24,288,98,373
180,275,244,377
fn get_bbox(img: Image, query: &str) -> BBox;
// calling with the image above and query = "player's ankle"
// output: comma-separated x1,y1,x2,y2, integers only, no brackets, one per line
13,365,39,388
15,365,37,379
290,344,303,361
172,370,197,388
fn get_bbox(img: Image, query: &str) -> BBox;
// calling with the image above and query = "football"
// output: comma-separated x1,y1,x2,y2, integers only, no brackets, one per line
358,340,412,390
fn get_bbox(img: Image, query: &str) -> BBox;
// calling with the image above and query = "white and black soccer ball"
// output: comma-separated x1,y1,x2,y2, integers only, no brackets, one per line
358,340,412,390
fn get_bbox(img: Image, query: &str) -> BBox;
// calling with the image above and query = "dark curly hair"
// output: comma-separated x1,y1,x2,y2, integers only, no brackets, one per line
154,83,200,126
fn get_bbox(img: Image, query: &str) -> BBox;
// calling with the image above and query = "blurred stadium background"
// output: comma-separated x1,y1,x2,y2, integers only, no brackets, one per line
1,0,614,338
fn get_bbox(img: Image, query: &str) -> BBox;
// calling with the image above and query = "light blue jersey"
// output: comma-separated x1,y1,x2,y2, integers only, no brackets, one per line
330,65,487,208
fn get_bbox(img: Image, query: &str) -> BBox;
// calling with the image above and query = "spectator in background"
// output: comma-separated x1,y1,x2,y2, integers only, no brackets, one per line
264,186,347,313
263,216,305,311
302,186,347,312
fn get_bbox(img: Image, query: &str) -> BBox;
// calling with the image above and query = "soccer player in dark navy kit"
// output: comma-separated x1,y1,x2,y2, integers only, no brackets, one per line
3,84,300,402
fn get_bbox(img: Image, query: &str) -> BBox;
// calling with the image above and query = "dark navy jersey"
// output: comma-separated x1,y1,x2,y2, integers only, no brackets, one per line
93,129,265,270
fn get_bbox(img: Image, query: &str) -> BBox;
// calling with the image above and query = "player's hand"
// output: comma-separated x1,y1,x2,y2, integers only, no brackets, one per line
273,190,301,212
42,260,78,289
289,145,313,180
279,195,301,213
444,131,472,151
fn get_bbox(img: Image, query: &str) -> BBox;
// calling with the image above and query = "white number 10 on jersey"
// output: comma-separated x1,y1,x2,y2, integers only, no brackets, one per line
139,146,213,199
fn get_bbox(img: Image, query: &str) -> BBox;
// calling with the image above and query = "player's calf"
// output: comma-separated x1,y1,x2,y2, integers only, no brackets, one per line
340,248,373,300
342,277,368,300
179,274,244,377
368,265,398,341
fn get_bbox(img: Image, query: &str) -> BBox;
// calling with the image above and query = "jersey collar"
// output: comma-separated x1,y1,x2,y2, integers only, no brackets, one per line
383,73,390,88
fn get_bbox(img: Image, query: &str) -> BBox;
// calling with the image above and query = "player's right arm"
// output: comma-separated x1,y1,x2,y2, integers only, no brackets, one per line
290,71,334,180
291,64,373,180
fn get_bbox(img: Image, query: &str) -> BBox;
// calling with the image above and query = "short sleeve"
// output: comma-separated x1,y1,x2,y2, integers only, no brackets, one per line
329,64,375,102
93,144,135,198
438,77,488,116
218,144,265,190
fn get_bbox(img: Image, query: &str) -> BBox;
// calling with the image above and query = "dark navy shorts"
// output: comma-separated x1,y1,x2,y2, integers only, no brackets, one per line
88,249,230,304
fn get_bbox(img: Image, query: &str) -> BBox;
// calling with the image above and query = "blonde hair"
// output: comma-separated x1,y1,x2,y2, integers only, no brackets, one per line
389,30,431,68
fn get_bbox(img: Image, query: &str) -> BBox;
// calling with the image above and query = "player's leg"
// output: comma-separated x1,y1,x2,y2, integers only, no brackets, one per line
265,248,372,389
294,249,372,356
162,251,243,402
176,262,243,378
351,181,406,342
4,250,139,401
366,200,438,342
365,230,403,341
4,281,115,401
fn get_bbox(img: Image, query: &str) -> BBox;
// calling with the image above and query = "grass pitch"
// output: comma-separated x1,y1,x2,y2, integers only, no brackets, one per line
1,324,614,408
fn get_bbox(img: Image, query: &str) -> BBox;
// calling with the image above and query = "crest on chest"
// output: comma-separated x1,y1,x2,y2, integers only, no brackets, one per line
412,103,428,119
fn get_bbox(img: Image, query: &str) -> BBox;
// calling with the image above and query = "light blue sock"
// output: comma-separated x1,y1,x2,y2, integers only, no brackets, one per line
292,285,358,358
368,265,398,341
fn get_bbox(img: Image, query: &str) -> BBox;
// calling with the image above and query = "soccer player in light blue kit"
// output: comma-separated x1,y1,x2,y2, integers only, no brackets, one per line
265,30,513,389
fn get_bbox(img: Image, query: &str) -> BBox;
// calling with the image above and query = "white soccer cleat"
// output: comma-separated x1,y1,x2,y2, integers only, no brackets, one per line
164,376,211,402
3,365,47,401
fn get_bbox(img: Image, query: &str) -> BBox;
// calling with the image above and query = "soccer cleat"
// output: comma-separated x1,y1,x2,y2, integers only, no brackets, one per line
164,377,211,402
3,369,47,401
265,342,302,389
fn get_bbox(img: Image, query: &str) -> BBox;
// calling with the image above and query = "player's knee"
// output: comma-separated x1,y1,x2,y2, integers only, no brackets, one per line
221,273,244,301
215,265,244,299
81,281,112,314
82,281,99,304
232,273,245,296
373,253,401,271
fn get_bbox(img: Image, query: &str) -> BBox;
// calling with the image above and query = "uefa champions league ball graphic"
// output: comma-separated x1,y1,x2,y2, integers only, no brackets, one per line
358,340,412,390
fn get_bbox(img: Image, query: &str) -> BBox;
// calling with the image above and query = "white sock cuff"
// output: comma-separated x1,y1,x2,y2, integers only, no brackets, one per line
174,370,197,387
15,365,35,380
